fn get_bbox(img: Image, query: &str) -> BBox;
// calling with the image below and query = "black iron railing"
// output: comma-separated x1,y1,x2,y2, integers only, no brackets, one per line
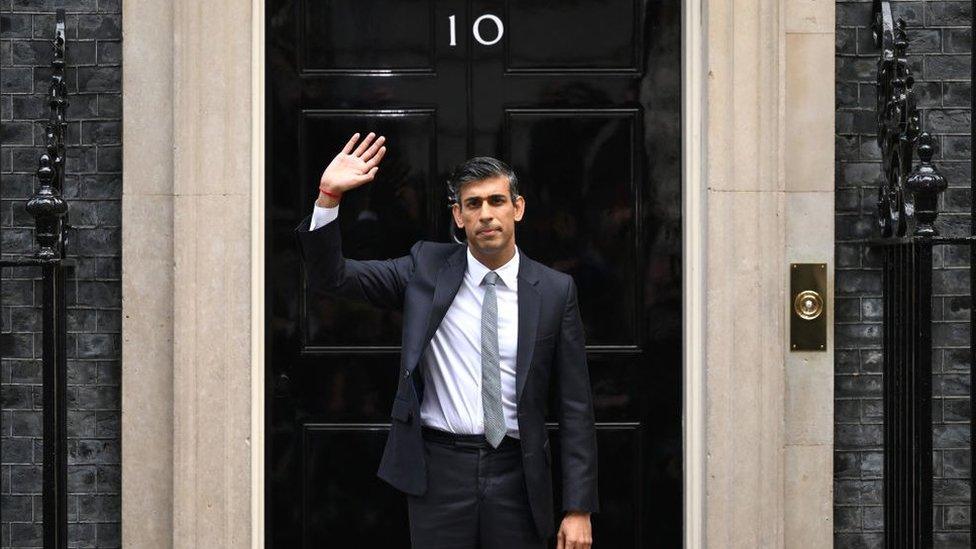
0,9,71,549
867,1,971,547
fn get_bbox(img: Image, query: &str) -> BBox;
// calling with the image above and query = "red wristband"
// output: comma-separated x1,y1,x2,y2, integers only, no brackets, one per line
321,188,342,201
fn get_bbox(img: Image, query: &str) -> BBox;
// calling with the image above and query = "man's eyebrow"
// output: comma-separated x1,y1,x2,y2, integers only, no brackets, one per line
463,194,508,203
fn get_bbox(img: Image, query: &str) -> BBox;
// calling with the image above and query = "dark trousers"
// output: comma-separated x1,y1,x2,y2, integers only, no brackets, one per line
407,426,547,549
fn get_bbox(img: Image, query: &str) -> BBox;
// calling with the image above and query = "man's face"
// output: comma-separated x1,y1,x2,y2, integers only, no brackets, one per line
451,175,525,256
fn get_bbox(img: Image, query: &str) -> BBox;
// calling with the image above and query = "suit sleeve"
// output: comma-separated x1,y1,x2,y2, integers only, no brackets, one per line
555,277,599,513
294,210,420,310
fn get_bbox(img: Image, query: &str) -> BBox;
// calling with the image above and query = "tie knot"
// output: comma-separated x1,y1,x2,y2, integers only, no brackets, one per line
483,271,499,286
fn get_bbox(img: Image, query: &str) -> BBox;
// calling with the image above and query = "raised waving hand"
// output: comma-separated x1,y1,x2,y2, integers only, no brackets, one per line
316,132,387,207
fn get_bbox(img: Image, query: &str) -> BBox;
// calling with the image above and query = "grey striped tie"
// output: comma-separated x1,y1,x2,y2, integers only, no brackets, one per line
481,271,506,448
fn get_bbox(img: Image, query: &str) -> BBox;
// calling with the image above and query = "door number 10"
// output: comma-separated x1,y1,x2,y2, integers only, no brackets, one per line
448,14,504,46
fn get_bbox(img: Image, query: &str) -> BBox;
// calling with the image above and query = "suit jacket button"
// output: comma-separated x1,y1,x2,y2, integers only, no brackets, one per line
403,370,410,378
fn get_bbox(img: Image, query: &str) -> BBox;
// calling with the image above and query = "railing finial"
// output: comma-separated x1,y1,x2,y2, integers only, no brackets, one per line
906,132,947,236
25,9,69,260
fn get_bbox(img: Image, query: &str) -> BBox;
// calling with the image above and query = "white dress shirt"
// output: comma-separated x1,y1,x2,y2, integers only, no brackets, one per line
309,204,521,438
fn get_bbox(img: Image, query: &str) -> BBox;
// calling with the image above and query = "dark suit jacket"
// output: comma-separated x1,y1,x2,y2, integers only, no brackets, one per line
294,214,599,539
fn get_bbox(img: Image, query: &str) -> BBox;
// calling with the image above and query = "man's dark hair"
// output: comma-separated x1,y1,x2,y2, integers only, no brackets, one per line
446,156,519,206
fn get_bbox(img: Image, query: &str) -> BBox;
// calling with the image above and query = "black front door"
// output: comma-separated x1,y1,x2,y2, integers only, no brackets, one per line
266,1,683,546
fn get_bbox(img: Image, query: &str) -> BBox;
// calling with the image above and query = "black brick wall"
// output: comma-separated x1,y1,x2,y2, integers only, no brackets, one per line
836,0,973,546
0,1,121,547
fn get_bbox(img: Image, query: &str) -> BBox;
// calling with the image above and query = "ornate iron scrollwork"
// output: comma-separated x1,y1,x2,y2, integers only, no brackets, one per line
0,11,73,549
872,0,947,238
869,3,962,546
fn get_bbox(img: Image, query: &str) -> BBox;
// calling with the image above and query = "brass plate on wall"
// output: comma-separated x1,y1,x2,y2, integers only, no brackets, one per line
790,263,827,351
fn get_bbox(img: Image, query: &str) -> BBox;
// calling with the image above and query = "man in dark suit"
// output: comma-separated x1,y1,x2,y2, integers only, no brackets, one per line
294,132,598,548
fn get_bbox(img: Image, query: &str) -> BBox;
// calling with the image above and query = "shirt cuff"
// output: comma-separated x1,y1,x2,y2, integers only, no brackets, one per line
310,203,339,230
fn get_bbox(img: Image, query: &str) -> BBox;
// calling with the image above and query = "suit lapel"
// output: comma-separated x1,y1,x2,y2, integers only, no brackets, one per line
514,247,541,405
418,244,467,360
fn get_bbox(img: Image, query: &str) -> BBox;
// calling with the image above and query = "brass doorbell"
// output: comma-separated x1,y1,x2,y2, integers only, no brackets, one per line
790,263,827,351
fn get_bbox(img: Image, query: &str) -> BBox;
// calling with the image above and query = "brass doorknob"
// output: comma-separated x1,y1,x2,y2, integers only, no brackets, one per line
793,290,823,320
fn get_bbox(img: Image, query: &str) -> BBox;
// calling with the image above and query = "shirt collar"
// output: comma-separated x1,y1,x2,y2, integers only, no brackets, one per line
466,246,520,289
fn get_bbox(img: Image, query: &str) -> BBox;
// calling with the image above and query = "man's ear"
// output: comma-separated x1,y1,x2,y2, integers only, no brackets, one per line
452,203,463,228
513,195,525,222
